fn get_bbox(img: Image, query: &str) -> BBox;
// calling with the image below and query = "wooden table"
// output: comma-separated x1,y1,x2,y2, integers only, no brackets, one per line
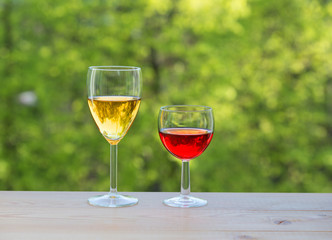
0,191,331,239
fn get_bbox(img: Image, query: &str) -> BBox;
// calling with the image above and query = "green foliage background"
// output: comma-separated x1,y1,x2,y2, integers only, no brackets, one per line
1,0,331,192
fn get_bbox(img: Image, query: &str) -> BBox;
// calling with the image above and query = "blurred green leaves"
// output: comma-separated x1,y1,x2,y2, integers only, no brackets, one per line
0,0,331,192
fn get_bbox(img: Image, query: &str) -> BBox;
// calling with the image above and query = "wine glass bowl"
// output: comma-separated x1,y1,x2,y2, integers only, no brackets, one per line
158,105,214,208
87,66,142,207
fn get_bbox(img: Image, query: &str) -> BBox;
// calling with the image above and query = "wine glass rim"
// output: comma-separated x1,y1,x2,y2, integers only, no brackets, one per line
160,105,212,112
88,66,141,71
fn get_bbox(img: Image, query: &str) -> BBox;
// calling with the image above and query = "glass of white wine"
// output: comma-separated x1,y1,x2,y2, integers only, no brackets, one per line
87,66,142,207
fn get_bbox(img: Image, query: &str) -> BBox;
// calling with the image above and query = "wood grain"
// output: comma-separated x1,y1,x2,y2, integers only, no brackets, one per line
0,191,331,240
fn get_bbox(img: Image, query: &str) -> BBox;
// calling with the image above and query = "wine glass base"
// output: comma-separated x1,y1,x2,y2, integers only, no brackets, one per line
163,195,207,208
88,193,138,207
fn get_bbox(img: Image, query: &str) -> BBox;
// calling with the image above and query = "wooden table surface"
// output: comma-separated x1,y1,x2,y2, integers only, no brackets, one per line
0,191,331,239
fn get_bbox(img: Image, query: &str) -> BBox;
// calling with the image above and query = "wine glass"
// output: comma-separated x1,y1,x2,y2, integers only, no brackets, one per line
158,105,214,208
87,66,142,207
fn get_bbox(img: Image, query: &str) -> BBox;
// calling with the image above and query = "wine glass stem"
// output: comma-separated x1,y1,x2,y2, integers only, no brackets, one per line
110,144,118,195
181,161,190,196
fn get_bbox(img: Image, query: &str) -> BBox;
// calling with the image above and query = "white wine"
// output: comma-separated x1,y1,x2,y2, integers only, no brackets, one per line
88,96,141,145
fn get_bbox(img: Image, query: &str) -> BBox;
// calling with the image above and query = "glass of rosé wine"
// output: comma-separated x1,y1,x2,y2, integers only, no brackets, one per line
158,105,214,208
87,66,142,207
